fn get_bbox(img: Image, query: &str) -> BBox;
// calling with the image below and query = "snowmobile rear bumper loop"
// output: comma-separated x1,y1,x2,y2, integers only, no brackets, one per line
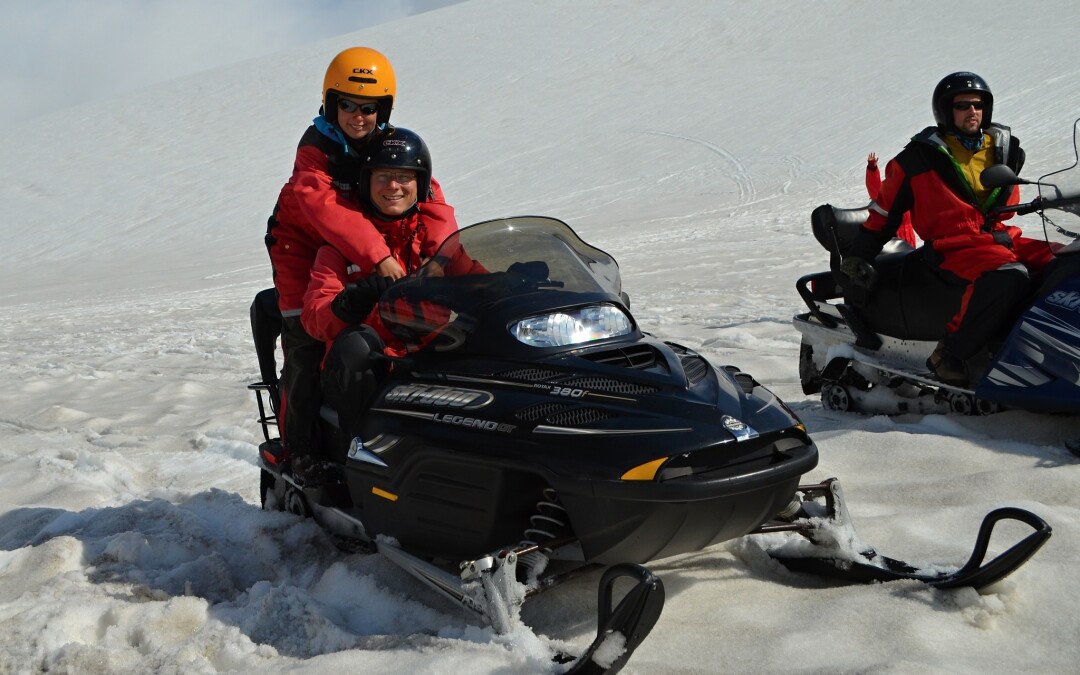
796,271,841,327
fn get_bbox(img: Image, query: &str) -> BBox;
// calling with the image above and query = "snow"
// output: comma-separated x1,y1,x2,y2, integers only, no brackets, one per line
2,0,1080,672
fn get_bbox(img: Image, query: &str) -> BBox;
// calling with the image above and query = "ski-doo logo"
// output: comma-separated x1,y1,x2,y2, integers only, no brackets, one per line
722,414,759,442
723,416,747,432
385,384,493,410
433,413,516,433
1046,290,1080,312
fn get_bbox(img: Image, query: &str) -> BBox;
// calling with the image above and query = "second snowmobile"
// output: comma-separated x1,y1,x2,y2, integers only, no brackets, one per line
250,216,1051,673
794,119,1080,417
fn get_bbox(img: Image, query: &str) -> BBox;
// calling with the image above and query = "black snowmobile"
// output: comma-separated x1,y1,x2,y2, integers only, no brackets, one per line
795,119,1080,418
250,216,1051,673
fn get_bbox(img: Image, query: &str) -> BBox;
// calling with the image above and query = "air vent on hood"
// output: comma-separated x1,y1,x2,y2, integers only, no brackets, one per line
560,376,659,395
545,406,619,426
579,344,663,370
497,367,565,382
516,402,573,422
517,401,621,427
680,354,709,384
665,342,710,385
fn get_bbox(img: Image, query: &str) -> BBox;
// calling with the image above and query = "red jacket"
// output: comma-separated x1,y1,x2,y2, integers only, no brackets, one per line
267,125,456,314
302,245,387,349
302,197,457,347
303,235,493,361
855,125,1023,260
866,162,916,246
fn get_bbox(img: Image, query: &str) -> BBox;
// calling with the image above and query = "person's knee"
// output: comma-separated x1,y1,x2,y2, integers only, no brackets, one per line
983,266,1031,301
330,329,374,371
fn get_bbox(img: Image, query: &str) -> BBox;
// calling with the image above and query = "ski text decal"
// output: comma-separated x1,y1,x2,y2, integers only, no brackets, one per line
1046,290,1080,313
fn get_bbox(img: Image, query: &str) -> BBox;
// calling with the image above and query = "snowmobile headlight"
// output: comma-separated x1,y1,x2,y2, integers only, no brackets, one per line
510,304,632,348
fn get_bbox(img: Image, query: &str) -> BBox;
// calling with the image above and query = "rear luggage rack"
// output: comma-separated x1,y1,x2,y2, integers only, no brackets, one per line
247,381,279,443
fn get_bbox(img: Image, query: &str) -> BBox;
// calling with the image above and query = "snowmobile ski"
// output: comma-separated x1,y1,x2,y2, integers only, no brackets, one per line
557,564,665,675
755,478,1052,590
377,538,663,673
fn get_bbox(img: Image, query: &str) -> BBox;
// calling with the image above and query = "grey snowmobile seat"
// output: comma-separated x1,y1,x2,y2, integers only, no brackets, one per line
811,203,915,271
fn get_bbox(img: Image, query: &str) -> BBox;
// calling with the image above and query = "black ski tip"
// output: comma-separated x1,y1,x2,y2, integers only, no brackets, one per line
563,563,665,675
932,507,1051,590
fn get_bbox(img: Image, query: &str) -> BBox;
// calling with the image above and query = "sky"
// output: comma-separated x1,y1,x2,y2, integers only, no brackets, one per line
0,0,461,126
2,0,1080,673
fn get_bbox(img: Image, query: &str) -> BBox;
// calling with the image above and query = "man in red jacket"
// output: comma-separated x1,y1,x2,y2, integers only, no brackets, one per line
301,128,457,471
842,72,1054,386
265,48,456,483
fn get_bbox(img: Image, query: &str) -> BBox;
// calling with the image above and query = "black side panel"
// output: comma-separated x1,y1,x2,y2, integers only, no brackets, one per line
346,446,549,560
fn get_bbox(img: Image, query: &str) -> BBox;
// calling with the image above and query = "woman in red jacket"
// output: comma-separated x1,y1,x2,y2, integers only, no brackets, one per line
301,127,457,472
265,47,455,481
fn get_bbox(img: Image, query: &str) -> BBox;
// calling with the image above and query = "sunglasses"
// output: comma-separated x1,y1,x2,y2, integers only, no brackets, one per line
371,170,417,185
952,100,985,111
337,99,380,115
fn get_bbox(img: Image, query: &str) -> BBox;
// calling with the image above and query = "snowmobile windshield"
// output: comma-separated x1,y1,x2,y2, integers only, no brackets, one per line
378,216,625,353
1030,117,1080,253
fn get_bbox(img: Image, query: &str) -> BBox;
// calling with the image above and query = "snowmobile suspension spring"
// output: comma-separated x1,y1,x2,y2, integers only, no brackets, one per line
520,487,569,553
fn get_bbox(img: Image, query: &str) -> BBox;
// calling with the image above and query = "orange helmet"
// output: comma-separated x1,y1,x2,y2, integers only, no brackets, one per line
322,47,396,127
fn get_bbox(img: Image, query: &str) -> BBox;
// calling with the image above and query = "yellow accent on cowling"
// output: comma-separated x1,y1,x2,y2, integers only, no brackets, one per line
620,457,668,481
371,487,399,501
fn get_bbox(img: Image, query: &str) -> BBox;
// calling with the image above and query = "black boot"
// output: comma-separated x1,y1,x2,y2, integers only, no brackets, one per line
927,340,968,387
291,453,343,488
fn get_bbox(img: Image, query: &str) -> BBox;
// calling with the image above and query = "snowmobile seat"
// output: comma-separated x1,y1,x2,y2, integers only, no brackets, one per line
811,202,876,271
810,203,966,342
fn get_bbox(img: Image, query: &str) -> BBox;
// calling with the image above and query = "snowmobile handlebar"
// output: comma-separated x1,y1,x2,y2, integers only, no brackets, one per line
994,194,1080,217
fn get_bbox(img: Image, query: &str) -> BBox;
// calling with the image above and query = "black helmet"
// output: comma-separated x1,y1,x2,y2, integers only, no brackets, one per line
932,71,993,130
359,126,432,210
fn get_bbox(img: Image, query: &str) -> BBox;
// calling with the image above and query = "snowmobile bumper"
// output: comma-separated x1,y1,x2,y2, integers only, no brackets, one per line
550,440,818,564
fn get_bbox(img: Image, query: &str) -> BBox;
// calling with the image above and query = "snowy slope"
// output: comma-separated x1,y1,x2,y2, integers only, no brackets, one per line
2,0,1080,673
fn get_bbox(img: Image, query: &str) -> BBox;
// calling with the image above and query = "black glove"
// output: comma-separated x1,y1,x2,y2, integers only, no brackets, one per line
992,231,1014,249
839,256,877,291
507,260,549,280
331,276,395,323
